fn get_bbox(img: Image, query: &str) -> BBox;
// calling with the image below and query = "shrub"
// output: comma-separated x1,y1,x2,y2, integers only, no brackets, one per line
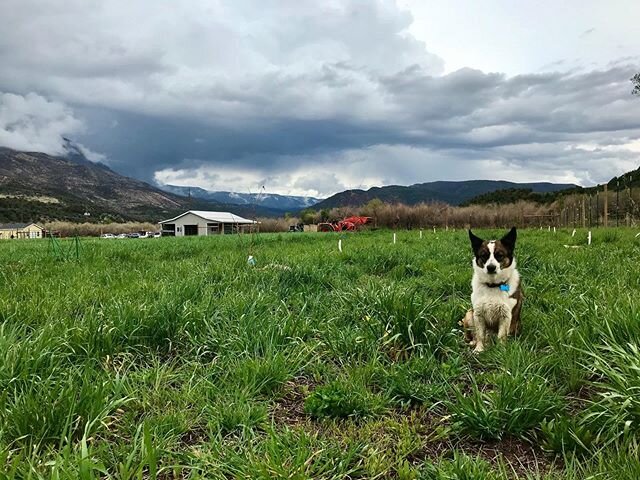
449,373,562,440
304,380,387,419
540,415,594,456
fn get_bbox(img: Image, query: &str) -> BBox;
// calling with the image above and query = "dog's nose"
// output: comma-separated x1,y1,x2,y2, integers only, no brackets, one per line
486,264,497,274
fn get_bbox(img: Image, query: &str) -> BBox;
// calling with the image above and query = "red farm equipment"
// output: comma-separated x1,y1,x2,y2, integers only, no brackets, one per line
317,216,373,232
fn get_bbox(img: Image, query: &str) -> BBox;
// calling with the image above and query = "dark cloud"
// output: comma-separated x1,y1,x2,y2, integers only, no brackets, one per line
0,1,638,196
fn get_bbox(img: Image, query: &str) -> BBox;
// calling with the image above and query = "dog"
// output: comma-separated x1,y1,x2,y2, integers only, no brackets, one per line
462,227,523,353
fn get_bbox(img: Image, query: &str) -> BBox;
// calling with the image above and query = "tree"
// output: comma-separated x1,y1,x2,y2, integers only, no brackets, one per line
299,208,316,225
632,73,640,96
362,198,384,220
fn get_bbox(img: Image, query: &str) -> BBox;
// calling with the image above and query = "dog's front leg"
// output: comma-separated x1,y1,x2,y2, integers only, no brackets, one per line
497,313,512,343
473,314,486,353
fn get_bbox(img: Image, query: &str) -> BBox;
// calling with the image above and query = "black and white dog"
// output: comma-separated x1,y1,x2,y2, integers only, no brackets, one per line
462,227,523,353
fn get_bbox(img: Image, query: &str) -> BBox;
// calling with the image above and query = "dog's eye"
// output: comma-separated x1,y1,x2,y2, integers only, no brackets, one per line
494,253,503,261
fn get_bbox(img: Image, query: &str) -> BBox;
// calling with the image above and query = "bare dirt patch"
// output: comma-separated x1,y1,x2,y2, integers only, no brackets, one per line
270,376,318,428
412,435,562,478
270,377,560,477
178,424,208,447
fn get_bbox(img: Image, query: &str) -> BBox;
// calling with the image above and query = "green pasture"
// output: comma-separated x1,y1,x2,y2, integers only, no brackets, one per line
0,228,639,479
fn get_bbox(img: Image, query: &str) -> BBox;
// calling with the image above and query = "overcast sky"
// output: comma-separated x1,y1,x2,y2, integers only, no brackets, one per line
1,0,639,197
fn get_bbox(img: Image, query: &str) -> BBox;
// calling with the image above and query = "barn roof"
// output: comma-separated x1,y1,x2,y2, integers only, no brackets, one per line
159,210,257,224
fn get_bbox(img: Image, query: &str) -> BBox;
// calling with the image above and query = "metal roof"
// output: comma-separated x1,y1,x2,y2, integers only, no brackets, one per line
159,210,257,224
0,222,42,230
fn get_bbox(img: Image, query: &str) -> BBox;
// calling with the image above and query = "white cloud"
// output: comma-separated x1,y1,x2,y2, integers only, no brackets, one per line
0,92,83,155
0,91,106,161
76,143,107,163
0,0,444,125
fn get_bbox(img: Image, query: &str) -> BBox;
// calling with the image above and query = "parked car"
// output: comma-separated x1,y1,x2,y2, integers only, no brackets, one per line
116,233,128,239
100,233,116,239
127,233,140,239
153,232,161,238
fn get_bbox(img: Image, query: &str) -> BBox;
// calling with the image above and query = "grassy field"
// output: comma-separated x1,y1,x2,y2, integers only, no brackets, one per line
1,228,640,479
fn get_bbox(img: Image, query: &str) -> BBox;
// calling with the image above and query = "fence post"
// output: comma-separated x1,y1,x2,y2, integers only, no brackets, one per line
616,180,620,227
604,184,609,227
582,196,586,228
627,181,632,227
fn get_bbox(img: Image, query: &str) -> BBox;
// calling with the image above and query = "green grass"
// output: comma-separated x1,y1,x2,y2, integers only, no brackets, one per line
0,228,639,478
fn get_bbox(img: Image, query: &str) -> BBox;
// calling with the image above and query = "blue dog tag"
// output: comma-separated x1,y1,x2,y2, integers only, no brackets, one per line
499,284,510,292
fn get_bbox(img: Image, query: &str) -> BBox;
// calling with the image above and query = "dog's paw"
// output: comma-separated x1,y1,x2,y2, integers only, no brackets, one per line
473,345,485,354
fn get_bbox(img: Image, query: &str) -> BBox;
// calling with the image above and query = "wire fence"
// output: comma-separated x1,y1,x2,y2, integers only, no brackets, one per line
554,184,639,228
303,184,640,230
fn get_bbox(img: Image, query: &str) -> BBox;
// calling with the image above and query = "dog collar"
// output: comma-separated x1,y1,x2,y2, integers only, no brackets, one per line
485,282,510,292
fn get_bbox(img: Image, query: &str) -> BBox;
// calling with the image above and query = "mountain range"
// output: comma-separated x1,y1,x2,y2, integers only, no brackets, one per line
159,184,320,212
311,180,577,209
2,143,635,224
0,146,279,223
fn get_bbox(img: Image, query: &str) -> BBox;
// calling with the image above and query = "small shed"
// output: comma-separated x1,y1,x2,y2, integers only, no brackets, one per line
159,210,257,236
0,222,45,239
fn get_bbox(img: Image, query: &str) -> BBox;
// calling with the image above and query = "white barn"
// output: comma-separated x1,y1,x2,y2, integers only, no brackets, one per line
159,210,257,236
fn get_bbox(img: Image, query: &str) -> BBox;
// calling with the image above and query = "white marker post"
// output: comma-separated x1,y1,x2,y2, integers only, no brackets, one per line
338,239,342,253
433,226,436,233
588,231,592,245
572,229,576,237
393,233,397,244
548,225,551,232
553,227,556,234
420,230,423,239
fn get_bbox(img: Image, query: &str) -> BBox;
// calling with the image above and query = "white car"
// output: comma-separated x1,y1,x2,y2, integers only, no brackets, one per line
116,233,128,239
100,233,116,239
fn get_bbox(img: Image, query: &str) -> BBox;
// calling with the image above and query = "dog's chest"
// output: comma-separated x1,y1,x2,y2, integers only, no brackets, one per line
472,285,517,323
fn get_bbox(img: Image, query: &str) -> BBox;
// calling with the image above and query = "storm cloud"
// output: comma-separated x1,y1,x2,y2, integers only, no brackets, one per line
0,0,638,197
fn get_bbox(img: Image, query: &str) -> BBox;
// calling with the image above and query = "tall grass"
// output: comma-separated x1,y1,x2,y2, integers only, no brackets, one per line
0,228,639,478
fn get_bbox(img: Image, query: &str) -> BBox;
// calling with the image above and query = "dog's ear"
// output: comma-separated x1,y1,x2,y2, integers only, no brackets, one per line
500,227,517,251
469,229,484,253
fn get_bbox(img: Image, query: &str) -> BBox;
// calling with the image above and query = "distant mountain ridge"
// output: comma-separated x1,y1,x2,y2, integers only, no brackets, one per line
159,184,321,212
312,180,578,209
0,146,280,223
